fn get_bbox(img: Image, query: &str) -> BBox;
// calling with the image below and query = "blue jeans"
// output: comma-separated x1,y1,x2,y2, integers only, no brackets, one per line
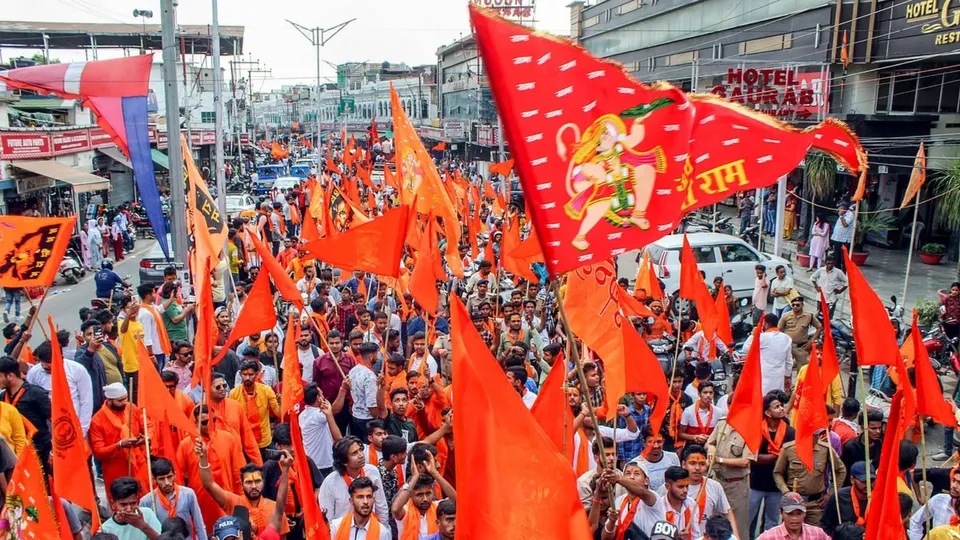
764,208,777,233
4,290,21,316
155,353,166,373
750,489,782,534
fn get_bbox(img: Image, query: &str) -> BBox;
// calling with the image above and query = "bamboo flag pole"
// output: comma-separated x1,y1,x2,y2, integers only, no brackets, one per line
919,416,933,534
13,287,49,365
143,408,159,516
857,374,872,504
127,378,134,477
23,293,49,341
826,428,843,523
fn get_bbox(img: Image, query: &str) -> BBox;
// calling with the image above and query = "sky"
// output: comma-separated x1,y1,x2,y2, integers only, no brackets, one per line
3,0,573,90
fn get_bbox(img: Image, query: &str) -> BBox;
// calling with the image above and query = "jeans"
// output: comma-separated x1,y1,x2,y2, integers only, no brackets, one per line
4,290,21,316
740,215,752,235
155,353,166,373
764,208,777,233
830,240,847,270
749,489,782,534
945,425,956,455
351,416,371,442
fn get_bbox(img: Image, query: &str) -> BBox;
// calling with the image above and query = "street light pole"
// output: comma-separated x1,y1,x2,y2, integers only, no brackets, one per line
211,0,226,219
160,0,189,263
286,18,356,161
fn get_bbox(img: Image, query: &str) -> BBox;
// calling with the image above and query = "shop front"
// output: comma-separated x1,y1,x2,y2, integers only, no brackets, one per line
7,159,111,228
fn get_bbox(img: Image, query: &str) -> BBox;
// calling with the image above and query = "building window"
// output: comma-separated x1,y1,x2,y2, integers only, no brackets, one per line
891,71,919,113
583,15,600,28
666,51,698,66
617,0,640,14
200,111,216,123
738,34,793,55
943,70,960,113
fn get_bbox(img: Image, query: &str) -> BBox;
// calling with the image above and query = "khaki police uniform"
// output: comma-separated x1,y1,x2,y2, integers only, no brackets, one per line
707,420,756,540
772,439,847,525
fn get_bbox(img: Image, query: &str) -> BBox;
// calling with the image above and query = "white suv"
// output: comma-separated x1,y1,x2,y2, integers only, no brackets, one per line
638,233,793,300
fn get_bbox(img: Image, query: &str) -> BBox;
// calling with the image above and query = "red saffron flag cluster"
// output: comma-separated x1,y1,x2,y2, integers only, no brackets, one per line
470,5,869,274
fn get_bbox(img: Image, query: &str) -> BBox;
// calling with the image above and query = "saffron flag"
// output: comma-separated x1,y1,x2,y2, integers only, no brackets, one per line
531,351,575,463
213,269,278,364
489,159,515,178
47,317,100,533
900,142,926,209
911,310,956,427
865,391,907,540
303,206,409,278
794,344,828,472
840,30,851,68
432,142,446,152
818,290,842,388
0,216,75,288
564,261,669,432
680,236,718,347
509,225,546,264
714,291,733,345
6,443,61,540
245,225,305,311
844,247,897,366
450,297,592,539
408,217,443,316
502,215,539,283
726,324,764,453
290,411,332,540
183,137,227,260
137,341,197,468
633,251,663,300
0,55,168,255
280,314,303,418
190,254,218,393
470,6,868,274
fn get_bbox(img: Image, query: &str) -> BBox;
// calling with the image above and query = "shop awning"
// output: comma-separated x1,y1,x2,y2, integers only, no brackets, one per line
151,149,169,170
10,159,110,193
97,147,132,169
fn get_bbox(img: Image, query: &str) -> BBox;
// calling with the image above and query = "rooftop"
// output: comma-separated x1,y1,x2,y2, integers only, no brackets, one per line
0,21,244,56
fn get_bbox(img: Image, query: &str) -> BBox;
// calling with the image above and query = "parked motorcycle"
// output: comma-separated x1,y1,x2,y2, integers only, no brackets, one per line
130,202,155,239
58,248,85,285
923,315,960,375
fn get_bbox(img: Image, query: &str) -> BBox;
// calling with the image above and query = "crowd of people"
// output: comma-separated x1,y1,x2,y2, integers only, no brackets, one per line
2,136,959,540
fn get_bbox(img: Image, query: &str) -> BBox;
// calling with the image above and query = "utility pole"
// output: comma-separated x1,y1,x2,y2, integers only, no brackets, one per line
160,0,189,263
286,17,356,162
210,0,226,219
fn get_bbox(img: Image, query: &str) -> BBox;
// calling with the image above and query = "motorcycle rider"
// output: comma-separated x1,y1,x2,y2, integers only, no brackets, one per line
94,259,130,303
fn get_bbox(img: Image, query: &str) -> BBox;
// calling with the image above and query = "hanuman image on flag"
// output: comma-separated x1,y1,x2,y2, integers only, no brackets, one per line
559,98,675,251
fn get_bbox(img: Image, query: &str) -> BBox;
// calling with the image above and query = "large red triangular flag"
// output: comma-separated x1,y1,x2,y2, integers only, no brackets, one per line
714,291,733,345
48,316,100,533
726,324,764,454
245,225,305,311
489,159,514,178
408,217,443,316
865,391,907,540
531,351,575,463
911,310,958,427
213,270,278,363
450,297,591,539
844,247,897,366
680,235,718,350
502,214,539,283
280,314,304,418
137,341,198,439
794,344,828,472
818,291,841,388
303,206,408,278
290,410,332,540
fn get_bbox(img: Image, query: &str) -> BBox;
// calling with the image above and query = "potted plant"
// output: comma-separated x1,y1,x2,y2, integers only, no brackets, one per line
920,243,946,264
796,244,811,267
851,202,897,265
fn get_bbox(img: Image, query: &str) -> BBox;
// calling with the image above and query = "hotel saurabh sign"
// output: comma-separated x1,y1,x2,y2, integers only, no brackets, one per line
905,0,960,45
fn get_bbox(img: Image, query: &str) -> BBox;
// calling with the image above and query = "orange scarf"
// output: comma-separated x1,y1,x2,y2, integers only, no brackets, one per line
244,390,263,441
762,421,787,456
342,468,366,489
616,497,641,539
407,353,430,377
142,304,172,355
290,205,301,225
102,405,147,470
156,486,179,518
334,512,381,540
694,404,714,433
367,445,379,467
665,506,693,540
850,489,866,526
400,501,438,540
274,210,287,235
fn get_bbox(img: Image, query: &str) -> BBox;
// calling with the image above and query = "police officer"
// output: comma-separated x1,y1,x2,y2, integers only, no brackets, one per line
773,430,847,526
706,419,756,540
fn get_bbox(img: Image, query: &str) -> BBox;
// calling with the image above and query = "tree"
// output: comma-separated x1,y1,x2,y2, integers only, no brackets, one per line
29,53,60,65
934,162,960,278
800,151,837,241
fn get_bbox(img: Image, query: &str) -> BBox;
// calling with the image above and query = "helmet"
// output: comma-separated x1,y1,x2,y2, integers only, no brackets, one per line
101,259,114,270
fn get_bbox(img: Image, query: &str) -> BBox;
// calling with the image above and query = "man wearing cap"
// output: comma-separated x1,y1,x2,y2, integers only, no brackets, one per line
773,431,846,526
757,492,831,540
465,279,491,314
90,382,150,504
348,342,386,441
199,442,293,539
602,461,657,539
907,463,960,540
177,404,248,534
706,418,755,540
820,460,873,536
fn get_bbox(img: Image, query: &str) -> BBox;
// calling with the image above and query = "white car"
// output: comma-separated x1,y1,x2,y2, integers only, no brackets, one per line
272,176,301,192
225,193,257,219
640,232,793,300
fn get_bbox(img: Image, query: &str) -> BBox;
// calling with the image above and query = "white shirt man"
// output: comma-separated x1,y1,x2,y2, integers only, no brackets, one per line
318,464,390,524
811,264,849,305
136,303,165,359
297,275,320,303
742,328,794,395
26,359,94,436
521,389,538,409
908,493,958,540
631,492,703,539
408,354,438,379
682,331,728,361
655,478,731,527
572,424,640,473
299,404,335,470
328,516,390,540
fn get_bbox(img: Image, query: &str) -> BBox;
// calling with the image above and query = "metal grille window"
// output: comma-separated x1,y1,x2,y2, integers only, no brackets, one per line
200,111,216,123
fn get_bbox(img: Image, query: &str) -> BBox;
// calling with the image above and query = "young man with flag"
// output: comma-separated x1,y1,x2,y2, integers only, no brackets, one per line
139,457,207,540
678,382,719,446
391,451,457,540
228,360,281,455
747,391,796,535
663,445,736,534
207,371,264,466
